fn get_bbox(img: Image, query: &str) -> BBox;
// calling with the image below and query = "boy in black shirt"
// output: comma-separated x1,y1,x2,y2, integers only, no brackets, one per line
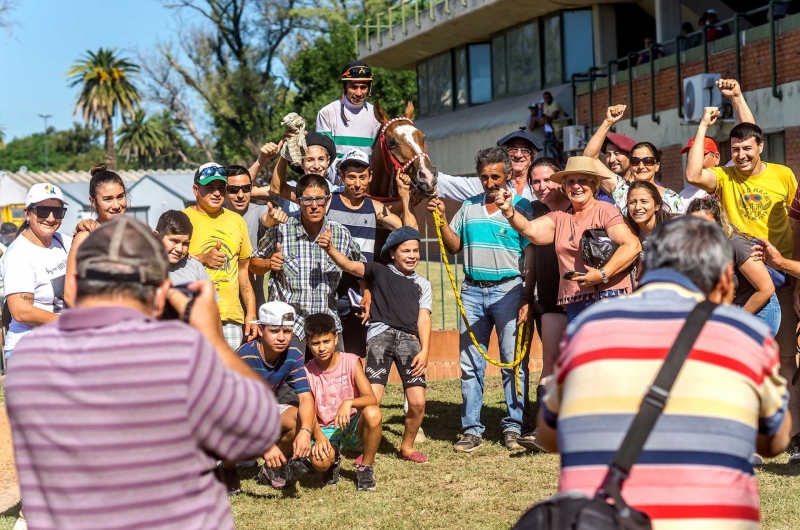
318,226,432,462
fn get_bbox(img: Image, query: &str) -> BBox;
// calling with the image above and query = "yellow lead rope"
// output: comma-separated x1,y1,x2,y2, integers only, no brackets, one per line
432,209,529,397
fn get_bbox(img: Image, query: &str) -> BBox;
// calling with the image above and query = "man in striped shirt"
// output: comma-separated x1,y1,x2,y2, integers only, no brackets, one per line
538,216,792,529
5,218,281,530
428,147,535,453
316,60,381,159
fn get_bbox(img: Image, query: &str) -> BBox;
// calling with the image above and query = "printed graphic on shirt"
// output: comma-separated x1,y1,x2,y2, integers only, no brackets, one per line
737,187,773,221
198,231,235,289
50,275,65,313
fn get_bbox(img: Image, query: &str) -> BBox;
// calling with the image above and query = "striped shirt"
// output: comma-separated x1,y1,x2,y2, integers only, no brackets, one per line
449,194,532,282
5,306,281,530
235,340,310,394
316,98,380,158
257,216,365,340
543,270,788,530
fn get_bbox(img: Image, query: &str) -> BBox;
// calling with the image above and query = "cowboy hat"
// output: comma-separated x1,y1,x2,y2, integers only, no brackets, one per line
550,156,604,185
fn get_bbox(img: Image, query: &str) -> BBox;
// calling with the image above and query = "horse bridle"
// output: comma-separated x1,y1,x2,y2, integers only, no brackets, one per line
378,117,431,175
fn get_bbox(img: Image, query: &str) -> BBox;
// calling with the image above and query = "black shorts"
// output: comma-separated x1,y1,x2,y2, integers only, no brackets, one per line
365,328,427,388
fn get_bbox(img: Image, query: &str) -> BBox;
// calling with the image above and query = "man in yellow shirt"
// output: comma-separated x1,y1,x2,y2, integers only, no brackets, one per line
185,163,282,349
686,107,800,455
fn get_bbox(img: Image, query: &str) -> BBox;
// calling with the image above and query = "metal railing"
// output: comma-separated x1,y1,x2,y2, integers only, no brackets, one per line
574,0,790,132
421,218,462,330
354,0,468,53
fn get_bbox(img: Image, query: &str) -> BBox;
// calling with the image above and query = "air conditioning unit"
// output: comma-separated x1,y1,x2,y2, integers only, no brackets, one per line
563,125,586,152
683,73,722,123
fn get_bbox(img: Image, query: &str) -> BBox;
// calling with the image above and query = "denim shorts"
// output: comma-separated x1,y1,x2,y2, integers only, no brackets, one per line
365,328,426,388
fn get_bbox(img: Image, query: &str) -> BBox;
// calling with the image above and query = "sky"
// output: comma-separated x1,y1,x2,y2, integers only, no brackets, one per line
0,0,191,140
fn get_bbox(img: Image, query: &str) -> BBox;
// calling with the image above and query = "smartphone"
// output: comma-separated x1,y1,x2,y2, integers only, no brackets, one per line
562,270,585,281
162,284,199,320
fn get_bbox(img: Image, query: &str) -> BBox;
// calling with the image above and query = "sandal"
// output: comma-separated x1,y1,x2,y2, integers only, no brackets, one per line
400,451,428,463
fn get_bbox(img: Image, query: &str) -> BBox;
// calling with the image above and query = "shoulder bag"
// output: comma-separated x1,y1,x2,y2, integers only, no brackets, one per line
580,229,619,269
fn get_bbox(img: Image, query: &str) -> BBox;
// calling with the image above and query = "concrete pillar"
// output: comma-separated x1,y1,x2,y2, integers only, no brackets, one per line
655,0,682,45
592,4,617,67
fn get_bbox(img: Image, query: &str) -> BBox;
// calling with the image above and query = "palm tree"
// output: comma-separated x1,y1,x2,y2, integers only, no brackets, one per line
67,48,141,169
117,110,167,169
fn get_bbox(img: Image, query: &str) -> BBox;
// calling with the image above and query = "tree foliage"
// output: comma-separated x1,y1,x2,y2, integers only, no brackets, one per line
117,110,168,169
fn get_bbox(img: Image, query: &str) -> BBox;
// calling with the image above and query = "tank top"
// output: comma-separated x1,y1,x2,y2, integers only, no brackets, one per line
305,352,361,427
328,193,377,309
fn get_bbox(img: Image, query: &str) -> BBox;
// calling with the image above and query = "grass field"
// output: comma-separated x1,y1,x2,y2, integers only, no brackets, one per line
3,376,800,529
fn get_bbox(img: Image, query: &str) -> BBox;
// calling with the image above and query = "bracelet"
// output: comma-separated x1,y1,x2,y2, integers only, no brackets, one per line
299,427,313,436
504,208,516,221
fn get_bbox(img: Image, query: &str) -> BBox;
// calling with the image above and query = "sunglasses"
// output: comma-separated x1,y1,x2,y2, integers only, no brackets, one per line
31,206,67,219
227,184,252,194
197,166,230,179
297,195,330,206
630,157,657,167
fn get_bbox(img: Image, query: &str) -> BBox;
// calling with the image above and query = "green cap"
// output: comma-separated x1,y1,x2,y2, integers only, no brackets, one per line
194,163,228,186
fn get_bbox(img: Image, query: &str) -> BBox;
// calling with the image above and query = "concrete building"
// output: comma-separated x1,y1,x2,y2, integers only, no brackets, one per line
356,0,793,182
126,173,196,229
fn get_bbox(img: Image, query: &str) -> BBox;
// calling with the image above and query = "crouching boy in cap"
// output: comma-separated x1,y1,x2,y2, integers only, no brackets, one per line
218,301,318,492
318,226,431,463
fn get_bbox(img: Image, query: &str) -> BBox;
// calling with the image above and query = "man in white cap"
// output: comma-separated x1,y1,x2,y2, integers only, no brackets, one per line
218,301,318,493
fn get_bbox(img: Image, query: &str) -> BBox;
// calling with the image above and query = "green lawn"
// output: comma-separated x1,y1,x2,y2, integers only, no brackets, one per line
3,377,800,529
420,259,462,331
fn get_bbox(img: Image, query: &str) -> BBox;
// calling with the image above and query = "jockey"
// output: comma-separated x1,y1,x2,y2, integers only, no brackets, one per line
316,60,382,160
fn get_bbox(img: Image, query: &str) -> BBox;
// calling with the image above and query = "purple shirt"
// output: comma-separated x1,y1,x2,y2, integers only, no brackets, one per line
5,306,280,530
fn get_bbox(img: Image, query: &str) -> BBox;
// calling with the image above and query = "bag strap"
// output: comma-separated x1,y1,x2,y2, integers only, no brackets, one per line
598,300,717,499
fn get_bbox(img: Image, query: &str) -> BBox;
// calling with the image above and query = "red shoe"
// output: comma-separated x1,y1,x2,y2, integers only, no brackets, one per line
400,451,428,463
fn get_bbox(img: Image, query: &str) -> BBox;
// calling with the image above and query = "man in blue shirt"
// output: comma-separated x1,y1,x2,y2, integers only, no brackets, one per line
428,147,535,453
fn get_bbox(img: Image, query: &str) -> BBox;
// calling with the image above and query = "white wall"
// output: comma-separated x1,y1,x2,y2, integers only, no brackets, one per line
128,179,189,229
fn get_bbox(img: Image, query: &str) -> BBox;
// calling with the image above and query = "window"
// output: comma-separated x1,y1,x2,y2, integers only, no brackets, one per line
491,33,507,97
127,207,150,226
454,48,468,108
417,62,429,116
427,51,453,115
506,22,540,95
563,10,594,80
543,14,562,86
765,131,785,165
468,44,492,105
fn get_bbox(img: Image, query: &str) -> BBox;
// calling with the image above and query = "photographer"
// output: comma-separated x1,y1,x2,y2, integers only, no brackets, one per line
4,217,281,530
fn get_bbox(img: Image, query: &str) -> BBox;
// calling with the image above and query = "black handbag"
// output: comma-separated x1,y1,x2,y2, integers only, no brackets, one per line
580,229,619,269
513,301,718,530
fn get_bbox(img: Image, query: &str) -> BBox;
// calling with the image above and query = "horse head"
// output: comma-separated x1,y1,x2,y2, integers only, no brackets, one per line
374,101,438,198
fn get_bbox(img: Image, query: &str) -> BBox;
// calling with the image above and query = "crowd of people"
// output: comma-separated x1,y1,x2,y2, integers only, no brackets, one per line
1,60,799,529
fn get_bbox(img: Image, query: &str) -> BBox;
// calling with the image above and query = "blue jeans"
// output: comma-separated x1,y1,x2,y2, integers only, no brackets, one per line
459,277,530,437
753,292,781,337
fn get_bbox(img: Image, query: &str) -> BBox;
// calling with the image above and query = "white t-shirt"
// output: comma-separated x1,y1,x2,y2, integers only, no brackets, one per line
1,232,72,354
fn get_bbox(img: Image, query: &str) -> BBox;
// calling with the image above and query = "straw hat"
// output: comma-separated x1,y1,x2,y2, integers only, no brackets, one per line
550,156,603,185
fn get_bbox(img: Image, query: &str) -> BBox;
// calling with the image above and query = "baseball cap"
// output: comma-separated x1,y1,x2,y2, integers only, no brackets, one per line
380,226,421,262
528,101,538,108
0,222,16,235
194,162,228,186
76,217,168,286
25,183,68,208
681,136,719,154
339,149,370,168
605,133,637,154
250,301,296,326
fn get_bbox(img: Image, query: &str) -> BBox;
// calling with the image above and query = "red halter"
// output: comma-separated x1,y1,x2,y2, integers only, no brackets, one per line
378,117,431,175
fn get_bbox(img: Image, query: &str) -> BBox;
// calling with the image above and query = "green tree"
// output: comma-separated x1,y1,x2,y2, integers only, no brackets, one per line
67,48,141,169
0,122,5,150
117,110,167,169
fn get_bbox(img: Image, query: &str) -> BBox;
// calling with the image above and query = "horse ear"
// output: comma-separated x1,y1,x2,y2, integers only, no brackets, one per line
404,101,415,120
374,100,389,124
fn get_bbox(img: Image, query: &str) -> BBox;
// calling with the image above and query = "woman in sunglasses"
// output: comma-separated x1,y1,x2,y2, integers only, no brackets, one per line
585,105,685,215
63,165,129,307
1,183,72,360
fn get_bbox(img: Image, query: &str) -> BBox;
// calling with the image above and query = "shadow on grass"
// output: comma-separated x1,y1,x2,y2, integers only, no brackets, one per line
1,501,20,518
757,463,800,477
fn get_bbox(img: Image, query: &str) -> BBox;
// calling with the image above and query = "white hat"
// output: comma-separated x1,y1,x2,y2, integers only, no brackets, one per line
706,8,716,14
26,183,68,208
250,301,296,326
339,148,370,167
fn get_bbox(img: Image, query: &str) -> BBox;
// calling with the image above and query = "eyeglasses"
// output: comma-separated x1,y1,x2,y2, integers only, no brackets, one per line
297,195,330,206
31,206,67,219
227,184,252,194
508,147,533,156
266,325,294,334
630,157,657,167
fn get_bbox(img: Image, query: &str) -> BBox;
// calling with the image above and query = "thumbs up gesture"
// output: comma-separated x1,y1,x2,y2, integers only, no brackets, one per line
269,242,284,272
317,225,333,252
263,202,289,228
196,239,226,269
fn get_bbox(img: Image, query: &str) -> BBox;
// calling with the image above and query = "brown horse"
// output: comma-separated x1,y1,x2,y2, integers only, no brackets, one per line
370,101,438,199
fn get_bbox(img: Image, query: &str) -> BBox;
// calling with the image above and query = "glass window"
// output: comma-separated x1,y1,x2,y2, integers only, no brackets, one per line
563,10,594,80
427,51,453,115
468,44,492,105
492,33,507,98
506,22,540,95
543,14,562,86
417,62,429,117
127,208,149,226
766,132,786,165
454,47,468,108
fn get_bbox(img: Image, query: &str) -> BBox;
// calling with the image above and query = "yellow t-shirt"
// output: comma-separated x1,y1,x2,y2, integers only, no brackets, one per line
713,163,798,258
183,207,253,323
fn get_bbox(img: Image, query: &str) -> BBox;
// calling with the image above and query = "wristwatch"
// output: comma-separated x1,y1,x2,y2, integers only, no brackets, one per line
599,267,609,284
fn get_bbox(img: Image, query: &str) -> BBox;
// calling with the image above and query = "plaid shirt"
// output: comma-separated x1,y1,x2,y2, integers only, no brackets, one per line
257,216,364,340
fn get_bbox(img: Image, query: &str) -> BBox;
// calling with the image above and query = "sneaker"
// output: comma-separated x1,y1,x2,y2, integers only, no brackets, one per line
216,465,241,495
453,433,482,453
518,430,548,453
283,457,313,486
256,464,287,489
788,434,800,465
237,459,258,468
12,518,27,530
321,453,342,486
753,453,764,466
356,465,377,491
504,431,522,451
